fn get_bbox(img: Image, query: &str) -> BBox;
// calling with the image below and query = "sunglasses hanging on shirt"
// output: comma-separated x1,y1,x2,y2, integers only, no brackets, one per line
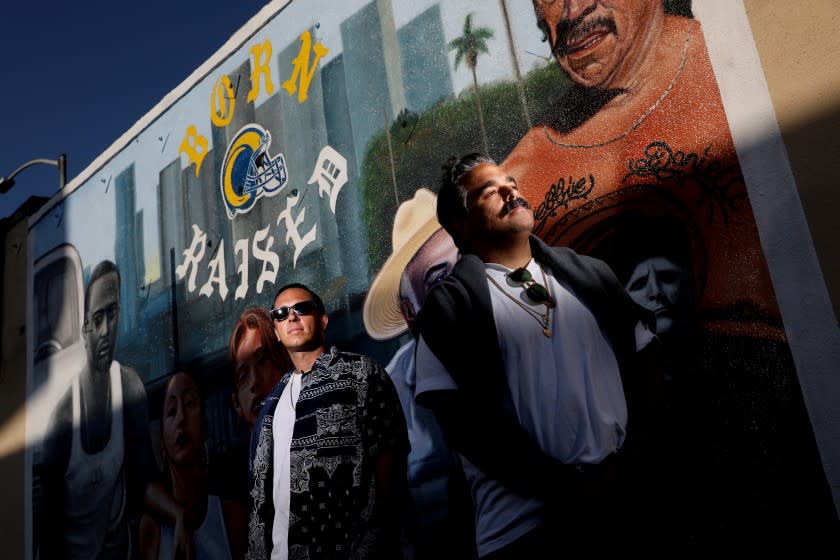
507,267,556,308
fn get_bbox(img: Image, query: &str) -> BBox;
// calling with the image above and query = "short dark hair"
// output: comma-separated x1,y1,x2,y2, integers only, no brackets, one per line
84,260,120,314
273,283,325,314
437,153,495,249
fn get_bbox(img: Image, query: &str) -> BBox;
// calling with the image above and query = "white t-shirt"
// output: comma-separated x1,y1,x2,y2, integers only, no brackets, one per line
415,258,654,556
271,372,303,560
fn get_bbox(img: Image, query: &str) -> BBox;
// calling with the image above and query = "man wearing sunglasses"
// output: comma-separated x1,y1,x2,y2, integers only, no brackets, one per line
247,283,409,560
414,154,659,558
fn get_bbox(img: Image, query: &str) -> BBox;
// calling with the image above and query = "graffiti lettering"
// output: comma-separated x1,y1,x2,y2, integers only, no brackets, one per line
622,141,747,225
277,190,317,268
252,225,280,294
233,239,250,300
308,146,348,214
199,243,229,300
175,225,207,292
282,30,328,103
210,75,236,127
176,194,322,300
247,39,276,103
178,125,209,177
533,174,595,236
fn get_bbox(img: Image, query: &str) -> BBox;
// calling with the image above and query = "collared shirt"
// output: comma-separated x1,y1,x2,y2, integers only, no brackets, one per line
248,346,409,560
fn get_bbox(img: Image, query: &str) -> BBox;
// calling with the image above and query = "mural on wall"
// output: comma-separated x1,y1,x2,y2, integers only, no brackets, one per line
26,1,835,558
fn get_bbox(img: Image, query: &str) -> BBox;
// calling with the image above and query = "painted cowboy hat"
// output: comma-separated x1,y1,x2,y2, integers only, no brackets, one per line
363,188,441,340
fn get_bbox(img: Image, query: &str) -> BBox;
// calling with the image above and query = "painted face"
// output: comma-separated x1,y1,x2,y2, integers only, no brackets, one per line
534,0,662,88
232,327,285,429
272,288,328,355
460,162,534,246
403,229,459,310
625,256,693,336
84,271,120,374
162,372,204,468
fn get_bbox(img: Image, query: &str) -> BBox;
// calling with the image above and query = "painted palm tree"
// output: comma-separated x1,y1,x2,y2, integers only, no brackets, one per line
449,13,494,155
499,0,531,128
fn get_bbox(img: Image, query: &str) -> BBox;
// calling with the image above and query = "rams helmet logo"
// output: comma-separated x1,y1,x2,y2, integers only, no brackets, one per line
220,124,288,218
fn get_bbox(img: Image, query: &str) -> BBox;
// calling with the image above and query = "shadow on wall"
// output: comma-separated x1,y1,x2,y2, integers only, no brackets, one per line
777,107,840,326
736,102,840,524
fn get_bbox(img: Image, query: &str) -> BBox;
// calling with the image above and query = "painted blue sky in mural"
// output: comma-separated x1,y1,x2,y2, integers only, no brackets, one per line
0,0,551,223
0,0,270,220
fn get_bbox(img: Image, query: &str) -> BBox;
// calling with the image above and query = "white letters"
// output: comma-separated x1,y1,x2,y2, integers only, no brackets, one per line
199,243,229,300
277,190,317,268
252,226,280,294
308,146,348,214
234,238,250,300
175,225,207,292
176,144,347,300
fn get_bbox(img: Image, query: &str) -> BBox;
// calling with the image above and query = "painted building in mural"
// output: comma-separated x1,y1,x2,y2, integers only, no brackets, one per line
19,0,840,558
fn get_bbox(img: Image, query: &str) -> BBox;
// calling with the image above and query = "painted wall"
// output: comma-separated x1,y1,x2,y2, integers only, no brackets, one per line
746,0,840,322
7,0,839,558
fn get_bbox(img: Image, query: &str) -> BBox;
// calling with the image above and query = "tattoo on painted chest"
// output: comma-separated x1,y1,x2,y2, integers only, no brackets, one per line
622,141,747,225
533,140,747,238
533,173,596,236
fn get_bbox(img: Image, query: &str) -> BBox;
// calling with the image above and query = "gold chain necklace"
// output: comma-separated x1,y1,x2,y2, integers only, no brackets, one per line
543,26,692,150
487,264,553,337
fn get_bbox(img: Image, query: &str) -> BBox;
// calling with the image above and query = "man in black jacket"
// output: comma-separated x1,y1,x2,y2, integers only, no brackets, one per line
414,154,658,559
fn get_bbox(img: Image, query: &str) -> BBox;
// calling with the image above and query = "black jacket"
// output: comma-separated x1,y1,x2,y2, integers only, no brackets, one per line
416,235,656,499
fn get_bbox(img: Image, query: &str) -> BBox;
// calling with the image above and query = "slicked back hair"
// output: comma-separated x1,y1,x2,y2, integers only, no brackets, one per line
437,153,495,250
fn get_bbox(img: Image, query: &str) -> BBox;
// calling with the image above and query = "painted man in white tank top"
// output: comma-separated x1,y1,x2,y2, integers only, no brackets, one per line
40,261,195,560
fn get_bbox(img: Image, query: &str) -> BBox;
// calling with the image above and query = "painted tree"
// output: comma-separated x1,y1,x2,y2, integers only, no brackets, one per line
449,13,494,155
499,0,531,128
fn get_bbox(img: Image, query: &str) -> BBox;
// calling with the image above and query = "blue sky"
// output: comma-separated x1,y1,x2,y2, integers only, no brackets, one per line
0,0,272,220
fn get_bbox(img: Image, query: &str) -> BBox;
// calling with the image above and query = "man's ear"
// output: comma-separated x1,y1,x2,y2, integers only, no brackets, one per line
320,312,329,332
400,298,419,339
231,392,244,419
399,298,416,325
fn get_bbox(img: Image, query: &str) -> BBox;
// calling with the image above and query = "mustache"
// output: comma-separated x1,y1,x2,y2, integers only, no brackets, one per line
552,6,617,57
501,197,531,216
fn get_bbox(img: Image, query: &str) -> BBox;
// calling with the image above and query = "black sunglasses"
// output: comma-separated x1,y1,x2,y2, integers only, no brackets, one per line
270,300,320,322
508,268,556,308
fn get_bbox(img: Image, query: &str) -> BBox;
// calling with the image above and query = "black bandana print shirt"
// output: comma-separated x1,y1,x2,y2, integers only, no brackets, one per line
248,346,409,560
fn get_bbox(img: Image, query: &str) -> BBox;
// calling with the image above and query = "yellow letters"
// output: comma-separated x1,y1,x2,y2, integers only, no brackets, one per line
282,30,329,104
211,75,236,127
178,125,209,177
247,39,276,103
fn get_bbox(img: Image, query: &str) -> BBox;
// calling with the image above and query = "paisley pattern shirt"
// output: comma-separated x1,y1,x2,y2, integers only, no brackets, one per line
248,346,409,559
